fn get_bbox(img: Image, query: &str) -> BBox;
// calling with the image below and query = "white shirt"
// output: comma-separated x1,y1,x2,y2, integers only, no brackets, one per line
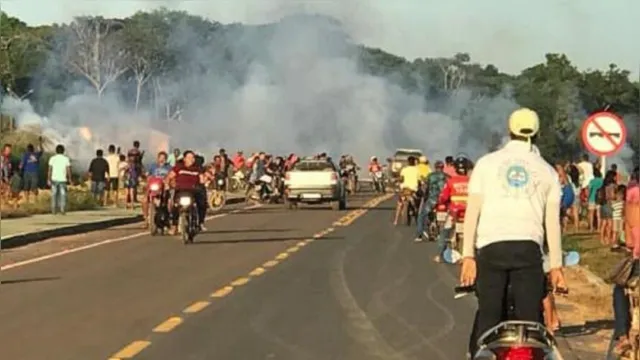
48,154,70,182
105,153,120,178
468,141,561,249
577,161,593,189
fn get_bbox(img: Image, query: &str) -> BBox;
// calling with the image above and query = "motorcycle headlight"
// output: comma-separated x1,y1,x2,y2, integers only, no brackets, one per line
149,183,160,191
217,179,224,185
179,196,192,206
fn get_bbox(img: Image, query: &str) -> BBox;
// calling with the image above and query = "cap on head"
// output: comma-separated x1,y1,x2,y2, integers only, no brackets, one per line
508,108,540,138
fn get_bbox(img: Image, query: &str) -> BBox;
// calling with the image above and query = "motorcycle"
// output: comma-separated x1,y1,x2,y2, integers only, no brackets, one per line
371,170,386,193
176,192,200,244
247,174,282,204
453,252,580,360
147,176,170,236
426,203,448,242
207,175,227,212
228,169,248,193
345,164,359,194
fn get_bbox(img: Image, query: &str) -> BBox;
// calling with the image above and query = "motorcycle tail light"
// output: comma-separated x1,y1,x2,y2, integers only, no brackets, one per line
495,346,534,360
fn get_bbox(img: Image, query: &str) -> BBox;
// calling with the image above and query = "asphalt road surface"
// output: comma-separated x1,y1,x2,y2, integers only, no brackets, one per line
0,191,474,360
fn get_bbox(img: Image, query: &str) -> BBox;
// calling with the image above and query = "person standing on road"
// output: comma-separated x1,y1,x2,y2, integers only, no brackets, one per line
88,149,110,205
414,160,448,242
105,145,120,206
127,140,145,203
167,148,181,167
459,108,566,356
19,138,44,203
47,144,71,215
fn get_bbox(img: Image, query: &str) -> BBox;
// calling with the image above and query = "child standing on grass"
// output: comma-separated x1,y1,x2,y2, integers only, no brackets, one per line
612,184,626,251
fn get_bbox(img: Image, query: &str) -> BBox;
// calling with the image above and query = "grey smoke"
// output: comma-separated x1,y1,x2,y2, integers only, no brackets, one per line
3,7,524,165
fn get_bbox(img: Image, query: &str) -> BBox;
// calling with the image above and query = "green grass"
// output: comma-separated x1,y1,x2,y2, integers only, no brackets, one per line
563,231,626,281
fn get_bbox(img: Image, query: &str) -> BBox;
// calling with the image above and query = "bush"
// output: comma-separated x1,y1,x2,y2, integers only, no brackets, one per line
0,187,99,218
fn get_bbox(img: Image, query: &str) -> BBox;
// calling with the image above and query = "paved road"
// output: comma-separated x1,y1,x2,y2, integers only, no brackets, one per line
0,191,474,360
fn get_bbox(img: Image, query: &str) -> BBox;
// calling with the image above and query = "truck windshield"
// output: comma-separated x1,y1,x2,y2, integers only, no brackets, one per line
292,161,335,171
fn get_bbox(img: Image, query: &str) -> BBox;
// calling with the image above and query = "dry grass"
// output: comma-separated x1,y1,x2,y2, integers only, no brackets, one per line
0,186,98,218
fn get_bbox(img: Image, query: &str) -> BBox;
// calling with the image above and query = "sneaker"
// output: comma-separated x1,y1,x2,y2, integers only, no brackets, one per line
422,231,429,240
200,224,207,231
414,237,423,242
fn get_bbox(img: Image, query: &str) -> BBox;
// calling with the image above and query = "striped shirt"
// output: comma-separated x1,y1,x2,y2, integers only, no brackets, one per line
612,200,624,220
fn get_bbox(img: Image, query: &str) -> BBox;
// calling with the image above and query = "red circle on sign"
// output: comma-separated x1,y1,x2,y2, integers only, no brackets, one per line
580,111,627,157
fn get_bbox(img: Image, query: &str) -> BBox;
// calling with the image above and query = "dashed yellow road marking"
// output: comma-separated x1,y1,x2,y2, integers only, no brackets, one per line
111,340,151,358
231,277,250,286
275,252,289,260
211,286,233,298
303,238,314,244
249,267,266,276
286,246,300,253
153,317,183,333
263,260,279,267
183,301,210,314
296,240,307,247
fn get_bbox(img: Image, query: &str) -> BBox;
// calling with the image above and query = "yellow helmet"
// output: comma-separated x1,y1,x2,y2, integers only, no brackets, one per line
419,156,427,163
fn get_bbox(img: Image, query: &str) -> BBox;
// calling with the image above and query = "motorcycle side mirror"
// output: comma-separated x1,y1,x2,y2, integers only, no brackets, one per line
442,248,462,264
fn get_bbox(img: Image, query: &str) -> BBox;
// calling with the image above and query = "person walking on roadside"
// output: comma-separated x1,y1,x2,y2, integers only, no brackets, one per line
19,137,44,203
47,144,71,215
127,140,145,203
105,145,120,206
88,149,110,206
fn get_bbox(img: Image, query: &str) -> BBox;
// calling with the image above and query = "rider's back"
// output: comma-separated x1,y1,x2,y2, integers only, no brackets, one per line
471,141,559,250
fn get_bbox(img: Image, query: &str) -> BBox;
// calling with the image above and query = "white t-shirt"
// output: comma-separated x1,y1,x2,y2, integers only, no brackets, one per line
400,165,420,192
48,154,70,182
105,153,120,178
577,161,593,189
469,141,561,250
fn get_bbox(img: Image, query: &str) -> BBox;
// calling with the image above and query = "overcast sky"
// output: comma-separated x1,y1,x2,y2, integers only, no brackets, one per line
2,0,639,76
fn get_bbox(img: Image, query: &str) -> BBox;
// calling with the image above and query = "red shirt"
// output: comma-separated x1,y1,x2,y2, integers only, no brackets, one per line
232,155,245,171
172,163,201,190
439,174,469,213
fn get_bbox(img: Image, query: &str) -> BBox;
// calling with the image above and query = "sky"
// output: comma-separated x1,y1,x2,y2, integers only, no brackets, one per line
1,0,639,77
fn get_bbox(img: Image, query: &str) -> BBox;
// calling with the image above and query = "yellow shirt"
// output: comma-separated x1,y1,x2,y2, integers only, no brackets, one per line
400,165,420,192
417,163,431,180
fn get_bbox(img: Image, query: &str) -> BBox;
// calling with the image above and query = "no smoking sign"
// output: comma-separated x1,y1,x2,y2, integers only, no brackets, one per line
581,111,627,157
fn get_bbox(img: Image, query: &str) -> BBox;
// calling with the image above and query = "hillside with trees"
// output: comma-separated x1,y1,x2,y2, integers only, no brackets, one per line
0,9,638,163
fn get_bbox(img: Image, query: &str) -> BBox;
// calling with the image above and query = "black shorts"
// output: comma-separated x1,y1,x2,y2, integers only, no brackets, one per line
22,172,39,191
108,178,119,191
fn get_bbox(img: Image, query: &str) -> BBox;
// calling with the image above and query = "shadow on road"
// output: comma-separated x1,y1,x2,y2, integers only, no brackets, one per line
202,228,293,234
561,319,614,337
191,236,343,245
1,276,61,285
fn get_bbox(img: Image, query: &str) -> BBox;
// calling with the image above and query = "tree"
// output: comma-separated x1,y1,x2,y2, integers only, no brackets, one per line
61,17,130,97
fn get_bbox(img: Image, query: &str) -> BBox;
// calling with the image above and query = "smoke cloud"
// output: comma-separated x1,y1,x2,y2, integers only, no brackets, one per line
2,3,524,167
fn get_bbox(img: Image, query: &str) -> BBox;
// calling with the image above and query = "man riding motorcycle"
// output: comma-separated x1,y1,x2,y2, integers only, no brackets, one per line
417,156,432,181
166,151,207,235
443,155,456,177
434,156,470,262
142,151,172,227
459,108,567,357
415,160,449,242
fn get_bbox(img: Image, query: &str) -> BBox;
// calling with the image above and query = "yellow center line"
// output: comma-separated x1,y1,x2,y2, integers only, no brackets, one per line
303,238,314,244
111,340,151,358
263,260,279,267
286,246,300,253
153,317,183,333
275,252,289,260
183,301,210,314
296,240,307,247
249,267,266,276
211,286,233,298
230,277,250,286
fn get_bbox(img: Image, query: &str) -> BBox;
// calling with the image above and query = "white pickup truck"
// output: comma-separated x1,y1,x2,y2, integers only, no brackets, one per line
283,158,346,210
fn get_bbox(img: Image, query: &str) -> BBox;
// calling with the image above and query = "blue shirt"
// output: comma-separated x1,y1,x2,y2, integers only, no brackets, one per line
21,151,42,174
147,163,172,178
560,183,575,209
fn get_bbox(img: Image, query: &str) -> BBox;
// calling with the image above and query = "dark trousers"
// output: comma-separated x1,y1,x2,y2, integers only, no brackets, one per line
613,284,630,340
470,241,544,355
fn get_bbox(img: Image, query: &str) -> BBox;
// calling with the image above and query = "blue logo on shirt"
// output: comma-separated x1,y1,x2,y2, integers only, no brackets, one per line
506,165,529,188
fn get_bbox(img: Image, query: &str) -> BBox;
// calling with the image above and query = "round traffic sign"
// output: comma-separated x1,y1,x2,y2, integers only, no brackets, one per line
580,111,627,157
